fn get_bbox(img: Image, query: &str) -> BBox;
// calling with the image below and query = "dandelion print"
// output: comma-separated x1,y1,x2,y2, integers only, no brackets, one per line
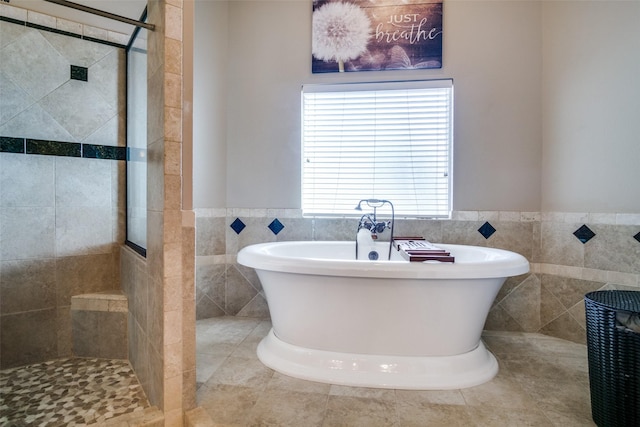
312,1,372,72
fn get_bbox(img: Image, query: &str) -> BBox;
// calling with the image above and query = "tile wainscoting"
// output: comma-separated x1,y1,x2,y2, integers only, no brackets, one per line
195,209,640,344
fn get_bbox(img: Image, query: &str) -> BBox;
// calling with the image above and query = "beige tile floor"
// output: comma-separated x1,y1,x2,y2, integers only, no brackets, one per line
196,317,596,426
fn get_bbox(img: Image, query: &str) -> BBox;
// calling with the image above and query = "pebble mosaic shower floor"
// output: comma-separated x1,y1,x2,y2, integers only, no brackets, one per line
0,358,149,426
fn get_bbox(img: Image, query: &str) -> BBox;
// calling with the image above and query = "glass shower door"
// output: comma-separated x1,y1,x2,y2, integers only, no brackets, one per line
126,14,147,255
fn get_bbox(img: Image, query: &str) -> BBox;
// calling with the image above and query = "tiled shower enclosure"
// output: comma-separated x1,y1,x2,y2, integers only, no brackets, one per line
0,9,127,369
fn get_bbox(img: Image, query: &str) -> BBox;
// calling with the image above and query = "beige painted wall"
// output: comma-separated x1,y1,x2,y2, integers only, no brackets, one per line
193,0,640,214
194,0,543,212
193,0,228,209
541,0,640,213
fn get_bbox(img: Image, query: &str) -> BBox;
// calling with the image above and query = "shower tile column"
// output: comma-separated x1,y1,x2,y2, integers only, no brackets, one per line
145,0,196,424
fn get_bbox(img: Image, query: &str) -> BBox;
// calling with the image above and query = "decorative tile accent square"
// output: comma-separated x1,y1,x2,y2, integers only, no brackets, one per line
634,231,640,244
230,218,246,234
478,221,496,239
268,218,284,235
573,224,595,244
70,65,88,82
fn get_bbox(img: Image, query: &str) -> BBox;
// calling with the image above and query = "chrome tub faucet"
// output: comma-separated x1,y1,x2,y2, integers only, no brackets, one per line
354,199,395,260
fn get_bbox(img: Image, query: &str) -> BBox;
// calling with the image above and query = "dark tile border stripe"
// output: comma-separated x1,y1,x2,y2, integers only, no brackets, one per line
83,144,126,160
27,139,81,157
0,136,24,153
1,136,126,161
0,16,24,26
84,36,126,49
0,16,126,49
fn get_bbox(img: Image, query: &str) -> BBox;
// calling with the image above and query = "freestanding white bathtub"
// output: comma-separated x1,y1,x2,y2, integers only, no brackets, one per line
237,240,529,390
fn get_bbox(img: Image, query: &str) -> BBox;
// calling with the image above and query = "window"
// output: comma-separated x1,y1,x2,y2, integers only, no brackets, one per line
301,79,453,218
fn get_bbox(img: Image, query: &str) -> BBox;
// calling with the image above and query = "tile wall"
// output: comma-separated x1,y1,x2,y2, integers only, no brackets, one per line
71,291,128,359
1,2,198,421
120,0,197,422
0,6,127,369
195,209,640,345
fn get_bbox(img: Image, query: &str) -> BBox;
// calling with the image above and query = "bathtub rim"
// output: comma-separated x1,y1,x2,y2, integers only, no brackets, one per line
238,241,530,279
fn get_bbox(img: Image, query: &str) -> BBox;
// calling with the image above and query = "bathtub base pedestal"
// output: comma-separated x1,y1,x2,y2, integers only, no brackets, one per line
258,329,498,390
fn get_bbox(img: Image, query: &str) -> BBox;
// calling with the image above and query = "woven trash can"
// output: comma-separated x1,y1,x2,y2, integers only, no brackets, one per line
584,290,640,427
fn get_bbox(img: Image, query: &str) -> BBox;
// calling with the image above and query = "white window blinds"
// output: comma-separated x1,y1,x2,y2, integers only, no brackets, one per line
302,80,453,218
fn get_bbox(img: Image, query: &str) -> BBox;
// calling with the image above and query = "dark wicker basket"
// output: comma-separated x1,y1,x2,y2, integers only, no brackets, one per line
585,290,640,427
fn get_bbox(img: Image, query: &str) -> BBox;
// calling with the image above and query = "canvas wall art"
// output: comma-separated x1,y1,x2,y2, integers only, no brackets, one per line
312,0,443,73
